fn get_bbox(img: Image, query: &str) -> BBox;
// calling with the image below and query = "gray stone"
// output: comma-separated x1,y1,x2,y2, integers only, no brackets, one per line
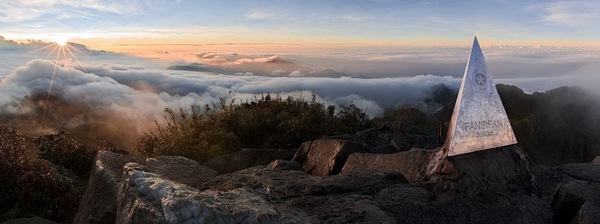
146,156,217,187
391,136,412,151
550,180,600,224
204,148,296,174
557,163,600,183
430,145,536,198
592,156,600,164
340,149,432,183
267,159,301,171
573,201,600,224
118,163,279,224
292,139,367,176
445,37,517,156
74,151,146,224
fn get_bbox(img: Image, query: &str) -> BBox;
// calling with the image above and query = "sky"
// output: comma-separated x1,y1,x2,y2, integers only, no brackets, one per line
1,0,600,48
0,0,599,147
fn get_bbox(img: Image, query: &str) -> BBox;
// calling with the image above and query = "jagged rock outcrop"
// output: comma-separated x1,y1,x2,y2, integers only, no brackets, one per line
292,139,367,176
74,151,217,224
593,156,600,164
74,151,146,224
117,163,279,224
340,149,433,182
532,163,600,224
204,148,296,174
75,141,600,223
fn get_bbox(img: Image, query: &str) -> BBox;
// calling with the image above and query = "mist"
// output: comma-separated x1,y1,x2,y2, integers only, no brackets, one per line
1,39,600,148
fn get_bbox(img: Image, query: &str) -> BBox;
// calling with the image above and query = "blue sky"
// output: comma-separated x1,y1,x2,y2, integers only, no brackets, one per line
0,0,599,47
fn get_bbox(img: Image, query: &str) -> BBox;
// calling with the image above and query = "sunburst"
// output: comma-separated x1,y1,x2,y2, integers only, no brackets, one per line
34,38,90,127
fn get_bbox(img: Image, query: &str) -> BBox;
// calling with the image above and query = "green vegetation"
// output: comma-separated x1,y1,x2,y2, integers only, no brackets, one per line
0,127,109,223
134,94,372,162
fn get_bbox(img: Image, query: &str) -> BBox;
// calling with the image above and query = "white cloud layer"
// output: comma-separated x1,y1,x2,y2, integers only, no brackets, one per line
0,59,466,145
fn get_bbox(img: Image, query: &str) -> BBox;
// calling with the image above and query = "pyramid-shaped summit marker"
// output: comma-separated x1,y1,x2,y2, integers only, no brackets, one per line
445,37,517,156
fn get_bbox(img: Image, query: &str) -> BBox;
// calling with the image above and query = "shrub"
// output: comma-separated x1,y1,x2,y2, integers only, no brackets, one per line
135,94,372,162
0,126,83,223
33,130,97,179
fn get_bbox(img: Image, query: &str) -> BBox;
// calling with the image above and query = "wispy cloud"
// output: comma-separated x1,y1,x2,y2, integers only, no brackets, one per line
245,10,278,20
0,0,179,23
541,1,600,26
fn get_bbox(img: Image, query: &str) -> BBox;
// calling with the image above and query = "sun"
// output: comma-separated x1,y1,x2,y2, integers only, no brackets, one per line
48,35,70,46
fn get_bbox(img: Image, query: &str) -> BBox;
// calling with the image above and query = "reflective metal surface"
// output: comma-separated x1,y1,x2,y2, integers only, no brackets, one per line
446,37,518,156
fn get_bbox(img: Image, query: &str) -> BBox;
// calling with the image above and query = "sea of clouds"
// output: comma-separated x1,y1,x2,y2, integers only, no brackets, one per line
1,40,599,147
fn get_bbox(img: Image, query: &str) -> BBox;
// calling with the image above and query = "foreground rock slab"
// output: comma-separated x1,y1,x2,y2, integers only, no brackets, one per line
118,163,279,224
74,151,217,224
341,149,433,182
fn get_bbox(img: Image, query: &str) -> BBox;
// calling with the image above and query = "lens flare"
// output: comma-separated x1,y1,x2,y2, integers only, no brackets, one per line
36,38,89,127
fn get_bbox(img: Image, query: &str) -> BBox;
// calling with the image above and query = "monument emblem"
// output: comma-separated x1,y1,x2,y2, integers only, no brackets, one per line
445,37,518,156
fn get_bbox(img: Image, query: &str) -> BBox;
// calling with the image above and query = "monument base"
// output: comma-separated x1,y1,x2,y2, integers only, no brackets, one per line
426,145,536,200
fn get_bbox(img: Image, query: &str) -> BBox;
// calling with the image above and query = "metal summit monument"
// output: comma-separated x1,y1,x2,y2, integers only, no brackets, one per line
445,37,517,156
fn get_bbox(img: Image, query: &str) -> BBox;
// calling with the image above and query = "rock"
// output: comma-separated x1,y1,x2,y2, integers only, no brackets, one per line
368,145,397,154
593,156,600,164
117,163,279,224
75,151,218,224
429,145,536,198
292,139,368,176
146,156,217,186
77,148,558,224
340,149,433,182
354,121,427,148
391,136,413,151
322,134,354,141
200,167,407,223
573,201,600,224
204,148,296,174
550,180,600,224
557,163,600,182
200,165,551,224
3,217,57,224
267,159,301,171
73,151,146,224
408,134,439,150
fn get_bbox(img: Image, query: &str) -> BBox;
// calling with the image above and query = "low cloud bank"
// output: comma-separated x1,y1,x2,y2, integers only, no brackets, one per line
0,59,464,147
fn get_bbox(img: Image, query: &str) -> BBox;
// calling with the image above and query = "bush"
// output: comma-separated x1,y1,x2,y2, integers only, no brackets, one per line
135,94,372,162
0,126,84,223
33,130,97,179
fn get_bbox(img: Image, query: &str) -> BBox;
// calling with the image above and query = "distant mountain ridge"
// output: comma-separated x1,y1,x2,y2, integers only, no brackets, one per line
433,84,600,165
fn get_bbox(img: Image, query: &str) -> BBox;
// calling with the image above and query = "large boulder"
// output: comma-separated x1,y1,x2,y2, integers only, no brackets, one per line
199,165,551,224
73,151,146,224
340,149,434,182
146,156,217,186
204,148,296,174
428,145,536,198
200,167,408,223
292,139,368,176
74,151,217,224
533,162,600,224
117,163,279,224
593,156,600,164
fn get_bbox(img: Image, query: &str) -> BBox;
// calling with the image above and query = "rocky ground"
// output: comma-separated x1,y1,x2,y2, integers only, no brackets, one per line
72,122,600,224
